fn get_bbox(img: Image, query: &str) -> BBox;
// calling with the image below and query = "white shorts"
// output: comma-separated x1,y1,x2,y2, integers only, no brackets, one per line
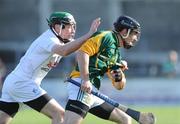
67,78,105,108
0,73,46,102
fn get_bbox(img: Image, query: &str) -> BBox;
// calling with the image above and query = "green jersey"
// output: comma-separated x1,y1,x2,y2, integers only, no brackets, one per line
70,31,121,89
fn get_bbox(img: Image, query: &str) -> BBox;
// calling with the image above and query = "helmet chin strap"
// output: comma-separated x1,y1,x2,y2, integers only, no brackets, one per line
50,25,71,44
121,29,131,39
119,29,133,49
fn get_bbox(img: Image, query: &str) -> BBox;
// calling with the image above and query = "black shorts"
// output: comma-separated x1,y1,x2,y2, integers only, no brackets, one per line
65,99,115,119
0,93,52,117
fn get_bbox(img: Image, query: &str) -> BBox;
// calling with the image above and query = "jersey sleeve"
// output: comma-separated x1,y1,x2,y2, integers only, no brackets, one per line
79,31,110,56
79,37,101,56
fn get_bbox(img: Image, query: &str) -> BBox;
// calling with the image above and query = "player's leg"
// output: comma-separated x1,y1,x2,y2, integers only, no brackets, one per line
109,107,132,124
89,101,132,124
40,99,65,124
63,78,92,124
63,100,89,124
63,110,83,124
0,101,19,124
24,94,64,124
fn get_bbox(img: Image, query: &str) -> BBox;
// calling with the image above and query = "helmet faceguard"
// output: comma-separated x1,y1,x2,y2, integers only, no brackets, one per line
47,12,76,43
113,15,141,49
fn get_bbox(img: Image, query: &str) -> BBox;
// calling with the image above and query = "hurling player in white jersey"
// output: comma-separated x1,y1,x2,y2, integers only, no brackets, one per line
0,11,101,124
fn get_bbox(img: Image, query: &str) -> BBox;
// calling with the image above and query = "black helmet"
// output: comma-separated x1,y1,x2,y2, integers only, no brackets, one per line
113,15,140,33
113,15,141,49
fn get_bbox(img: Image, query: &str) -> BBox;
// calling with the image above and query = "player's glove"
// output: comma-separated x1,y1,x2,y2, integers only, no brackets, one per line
120,60,128,71
107,68,126,90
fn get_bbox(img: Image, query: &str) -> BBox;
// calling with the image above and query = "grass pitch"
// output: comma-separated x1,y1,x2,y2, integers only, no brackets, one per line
11,105,180,124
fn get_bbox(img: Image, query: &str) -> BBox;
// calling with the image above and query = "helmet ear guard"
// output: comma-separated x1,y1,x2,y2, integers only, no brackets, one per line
121,29,131,39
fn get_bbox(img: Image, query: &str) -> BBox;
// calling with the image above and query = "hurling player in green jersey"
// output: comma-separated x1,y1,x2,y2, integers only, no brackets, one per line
64,16,141,124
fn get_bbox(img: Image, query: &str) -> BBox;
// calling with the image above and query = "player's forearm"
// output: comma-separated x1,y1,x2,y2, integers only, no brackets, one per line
52,32,91,56
63,33,92,56
77,51,90,81
52,18,101,56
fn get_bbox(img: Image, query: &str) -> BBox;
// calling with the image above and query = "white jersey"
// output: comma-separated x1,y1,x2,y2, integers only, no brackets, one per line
1,29,63,102
13,29,62,85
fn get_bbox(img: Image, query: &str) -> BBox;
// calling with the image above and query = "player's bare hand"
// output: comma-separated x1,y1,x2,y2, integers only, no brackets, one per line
120,60,128,71
81,80,92,94
88,17,101,35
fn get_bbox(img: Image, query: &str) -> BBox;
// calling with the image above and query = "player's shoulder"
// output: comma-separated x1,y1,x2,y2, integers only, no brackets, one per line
91,30,110,37
101,31,116,44
91,30,113,42
39,29,55,40
35,29,59,45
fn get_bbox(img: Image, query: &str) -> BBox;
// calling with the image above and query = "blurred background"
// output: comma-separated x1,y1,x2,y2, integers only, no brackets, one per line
0,0,180,123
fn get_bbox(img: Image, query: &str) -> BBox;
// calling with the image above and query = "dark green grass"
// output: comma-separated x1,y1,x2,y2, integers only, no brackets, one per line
11,106,180,124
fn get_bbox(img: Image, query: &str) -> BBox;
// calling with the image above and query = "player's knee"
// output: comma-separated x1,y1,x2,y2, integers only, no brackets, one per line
121,116,132,124
0,120,9,124
114,115,132,124
40,100,64,122
52,108,64,119
63,110,83,124
109,108,132,124
43,106,64,121
0,110,15,124
51,110,64,123
0,112,12,124
43,108,64,124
